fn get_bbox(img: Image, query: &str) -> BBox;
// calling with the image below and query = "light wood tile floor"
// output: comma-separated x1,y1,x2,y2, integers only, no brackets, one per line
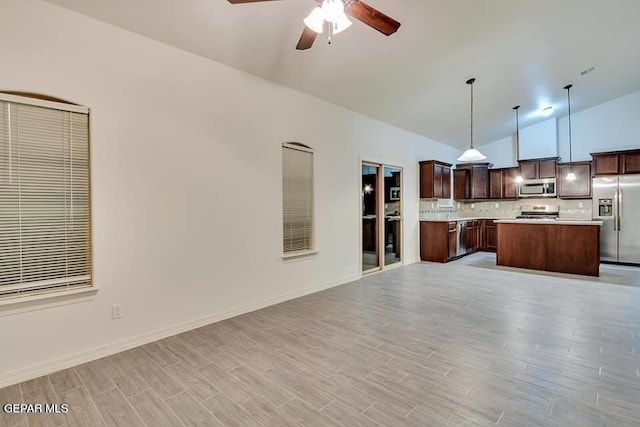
2,253,640,426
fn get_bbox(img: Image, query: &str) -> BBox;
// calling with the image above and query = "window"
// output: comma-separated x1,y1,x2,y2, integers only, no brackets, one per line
282,142,314,256
0,93,91,302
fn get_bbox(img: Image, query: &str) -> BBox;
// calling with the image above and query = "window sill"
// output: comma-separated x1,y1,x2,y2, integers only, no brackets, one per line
282,249,319,261
0,287,99,317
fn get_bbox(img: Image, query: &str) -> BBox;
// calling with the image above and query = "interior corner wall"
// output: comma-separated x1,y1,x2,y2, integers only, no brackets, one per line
0,0,458,385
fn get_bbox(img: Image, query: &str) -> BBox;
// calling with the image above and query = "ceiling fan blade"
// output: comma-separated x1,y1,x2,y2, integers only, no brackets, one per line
346,0,401,36
296,27,317,50
227,0,281,3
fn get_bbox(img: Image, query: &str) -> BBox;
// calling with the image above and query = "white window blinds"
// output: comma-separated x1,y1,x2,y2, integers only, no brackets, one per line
282,143,314,254
0,95,91,300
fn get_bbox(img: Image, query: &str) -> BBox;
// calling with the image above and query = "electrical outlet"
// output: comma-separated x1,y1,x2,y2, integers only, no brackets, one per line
112,303,123,320
578,202,584,208
471,203,475,209
495,203,500,208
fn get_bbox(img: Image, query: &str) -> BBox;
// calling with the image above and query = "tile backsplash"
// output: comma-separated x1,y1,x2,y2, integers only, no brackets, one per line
419,198,593,220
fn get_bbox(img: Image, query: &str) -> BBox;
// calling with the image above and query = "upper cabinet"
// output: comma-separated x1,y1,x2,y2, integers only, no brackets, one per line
453,163,491,200
419,160,452,199
489,167,519,199
518,157,558,179
557,162,592,198
591,149,640,176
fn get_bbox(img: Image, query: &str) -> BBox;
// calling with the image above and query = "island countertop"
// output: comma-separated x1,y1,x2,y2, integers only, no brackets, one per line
494,219,603,226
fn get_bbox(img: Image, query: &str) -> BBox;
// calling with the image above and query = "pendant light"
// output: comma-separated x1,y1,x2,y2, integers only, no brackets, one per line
457,78,487,162
513,105,524,183
564,84,576,181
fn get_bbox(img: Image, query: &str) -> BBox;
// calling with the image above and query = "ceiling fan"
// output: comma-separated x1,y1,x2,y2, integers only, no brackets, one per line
227,0,401,50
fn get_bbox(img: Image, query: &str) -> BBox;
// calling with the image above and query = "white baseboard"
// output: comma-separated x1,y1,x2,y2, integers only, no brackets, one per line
0,273,360,388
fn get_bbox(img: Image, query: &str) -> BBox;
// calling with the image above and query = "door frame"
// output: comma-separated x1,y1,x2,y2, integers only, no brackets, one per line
360,159,404,275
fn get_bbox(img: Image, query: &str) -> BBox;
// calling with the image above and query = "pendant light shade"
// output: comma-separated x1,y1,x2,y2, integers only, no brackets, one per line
457,78,487,162
513,105,524,183
564,84,576,181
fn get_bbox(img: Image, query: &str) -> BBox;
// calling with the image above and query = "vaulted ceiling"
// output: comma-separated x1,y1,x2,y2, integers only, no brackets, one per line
44,0,640,148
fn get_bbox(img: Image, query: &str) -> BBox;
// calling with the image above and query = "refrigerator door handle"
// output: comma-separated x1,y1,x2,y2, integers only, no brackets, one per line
613,191,618,231
618,189,623,231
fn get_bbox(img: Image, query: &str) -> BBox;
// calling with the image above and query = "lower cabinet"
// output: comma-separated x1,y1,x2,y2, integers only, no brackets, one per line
420,221,457,262
483,220,497,252
421,219,495,262
466,220,481,253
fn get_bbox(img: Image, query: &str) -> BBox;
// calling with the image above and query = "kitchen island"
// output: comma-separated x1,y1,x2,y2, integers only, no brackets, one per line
495,219,602,276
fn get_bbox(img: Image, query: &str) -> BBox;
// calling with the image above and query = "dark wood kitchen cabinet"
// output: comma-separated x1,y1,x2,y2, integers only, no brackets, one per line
489,167,519,199
503,168,519,198
453,169,470,200
420,221,457,262
482,220,497,252
448,223,457,259
557,162,591,198
518,158,558,179
591,149,640,176
489,169,503,199
419,160,452,199
454,163,491,200
466,220,481,253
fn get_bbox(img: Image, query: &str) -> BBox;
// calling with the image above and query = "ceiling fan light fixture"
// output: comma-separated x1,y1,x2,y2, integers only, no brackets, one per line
321,0,345,23
304,7,324,33
333,13,352,34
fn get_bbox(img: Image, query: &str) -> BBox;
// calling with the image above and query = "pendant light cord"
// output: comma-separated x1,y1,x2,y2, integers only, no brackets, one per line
467,78,475,149
565,85,572,164
513,105,520,161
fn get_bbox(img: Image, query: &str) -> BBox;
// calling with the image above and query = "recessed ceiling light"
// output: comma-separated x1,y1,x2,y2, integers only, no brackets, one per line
541,106,554,116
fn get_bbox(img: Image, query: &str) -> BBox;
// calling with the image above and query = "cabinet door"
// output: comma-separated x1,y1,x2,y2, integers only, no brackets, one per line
593,154,620,176
442,166,451,199
519,162,538,179
489,170,503,199
419,162,434,199
485,222,497,251
471,165,489,199
558,163,591,198
621,152,640,174
448,229,457,259
433,164,444,198
503,168,518,199
454,169,470,200
538,159,557,178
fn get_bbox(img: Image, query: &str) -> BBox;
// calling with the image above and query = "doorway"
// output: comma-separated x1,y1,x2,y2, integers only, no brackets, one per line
361,162,403,274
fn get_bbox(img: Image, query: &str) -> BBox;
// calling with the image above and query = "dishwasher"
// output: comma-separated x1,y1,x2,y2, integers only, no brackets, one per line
456,221,468,256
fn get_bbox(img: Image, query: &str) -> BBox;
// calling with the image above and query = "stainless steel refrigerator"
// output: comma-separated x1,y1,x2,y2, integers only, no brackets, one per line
593,176,640,264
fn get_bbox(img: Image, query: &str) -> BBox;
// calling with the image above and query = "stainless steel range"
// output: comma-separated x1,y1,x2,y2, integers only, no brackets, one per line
516,204,559,220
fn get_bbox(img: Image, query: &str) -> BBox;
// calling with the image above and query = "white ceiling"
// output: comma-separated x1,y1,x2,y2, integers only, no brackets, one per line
44,0,640,149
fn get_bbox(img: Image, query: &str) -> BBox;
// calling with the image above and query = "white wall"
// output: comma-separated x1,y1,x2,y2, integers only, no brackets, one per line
478,90,640,164
558,90,640,161
0,0,459,385
519,118,558,160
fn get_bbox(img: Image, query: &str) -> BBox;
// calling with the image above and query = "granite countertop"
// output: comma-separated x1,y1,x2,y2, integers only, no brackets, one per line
419,217,515,222
494,219,603,225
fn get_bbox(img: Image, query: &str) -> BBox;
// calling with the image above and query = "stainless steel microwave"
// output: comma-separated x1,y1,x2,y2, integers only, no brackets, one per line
518,178,557,198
